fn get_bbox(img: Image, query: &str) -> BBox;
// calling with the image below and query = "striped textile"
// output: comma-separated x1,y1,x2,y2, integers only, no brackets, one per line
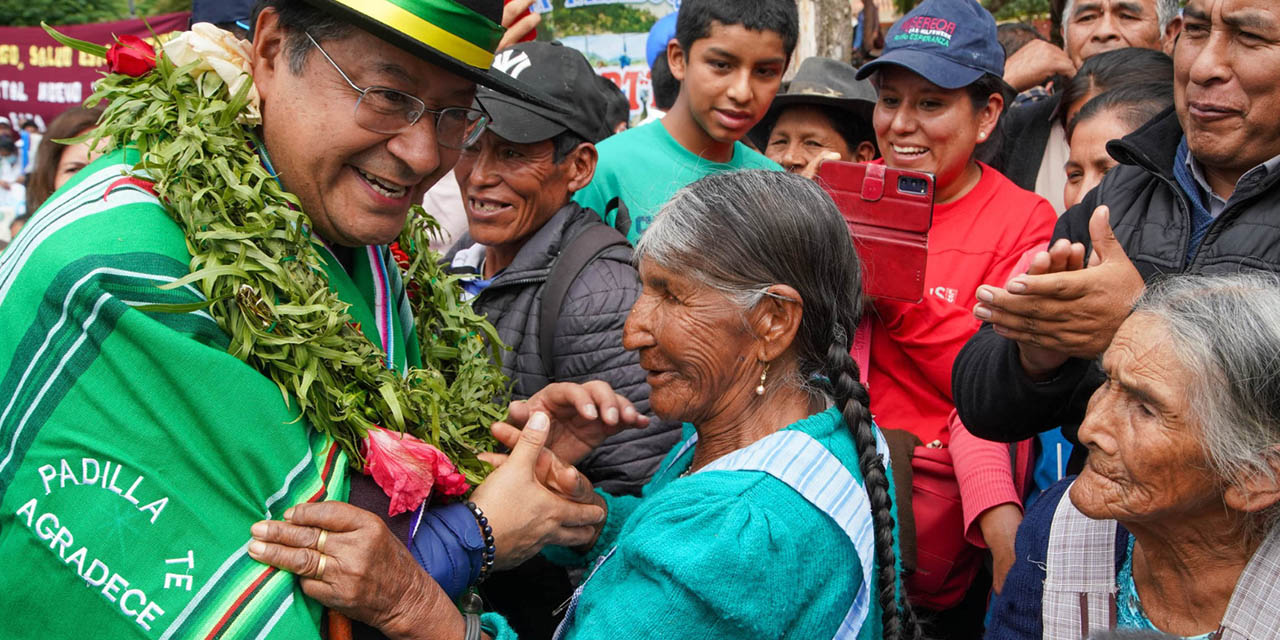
556,427,891,640
1044,480,1280,640
0,148,416,639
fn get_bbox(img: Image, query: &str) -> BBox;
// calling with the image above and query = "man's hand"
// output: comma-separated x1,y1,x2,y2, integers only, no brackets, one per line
798,151,841,180
500,381,649,467
497,0,541,51
973,206,1144,377
471,412,607,569
248,502,462,640
1003,39,1076,93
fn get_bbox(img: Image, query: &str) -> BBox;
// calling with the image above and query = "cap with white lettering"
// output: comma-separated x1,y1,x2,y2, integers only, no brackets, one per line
475,41,613,145
855,0,1005,89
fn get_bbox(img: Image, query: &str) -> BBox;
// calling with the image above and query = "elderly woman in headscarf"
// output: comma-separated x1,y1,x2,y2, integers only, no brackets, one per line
989,273,1280,640
248,169,922,640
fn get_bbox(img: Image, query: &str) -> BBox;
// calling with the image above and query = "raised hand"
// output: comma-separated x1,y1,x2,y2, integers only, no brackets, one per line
974,206,1144,378
471,412,608,569
498,381,649,467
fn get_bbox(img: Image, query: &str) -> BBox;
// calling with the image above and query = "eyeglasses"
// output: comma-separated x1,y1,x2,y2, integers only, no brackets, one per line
306,32,489,149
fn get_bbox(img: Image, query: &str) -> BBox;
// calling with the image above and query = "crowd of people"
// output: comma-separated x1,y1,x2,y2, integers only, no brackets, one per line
3,0,1280,638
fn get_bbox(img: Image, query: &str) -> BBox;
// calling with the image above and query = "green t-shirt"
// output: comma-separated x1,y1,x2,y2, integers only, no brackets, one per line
574,119,781,244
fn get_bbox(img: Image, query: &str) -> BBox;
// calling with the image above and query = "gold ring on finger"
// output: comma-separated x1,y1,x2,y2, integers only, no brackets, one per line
316,529,328,554
315,553,327,580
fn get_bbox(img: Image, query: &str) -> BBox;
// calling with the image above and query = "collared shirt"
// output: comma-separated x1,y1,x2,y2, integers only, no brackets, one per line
448,242,491,300
1184,150,1280,218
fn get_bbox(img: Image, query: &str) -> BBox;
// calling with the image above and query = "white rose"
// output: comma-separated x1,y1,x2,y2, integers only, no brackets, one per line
163,23,261,124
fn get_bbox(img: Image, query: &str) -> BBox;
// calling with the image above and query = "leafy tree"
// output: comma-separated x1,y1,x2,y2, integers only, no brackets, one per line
538,0,658,38
0,0,191,26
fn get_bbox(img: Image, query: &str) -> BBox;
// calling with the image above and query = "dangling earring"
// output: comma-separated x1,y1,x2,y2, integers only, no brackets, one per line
756,361,769,396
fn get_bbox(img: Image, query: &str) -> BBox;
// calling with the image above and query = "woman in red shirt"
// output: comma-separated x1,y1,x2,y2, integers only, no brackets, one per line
854,0,1056,634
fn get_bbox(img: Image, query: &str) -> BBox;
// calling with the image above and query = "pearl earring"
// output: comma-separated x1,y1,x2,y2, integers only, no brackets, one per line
979,132,988,140
756,362,770,396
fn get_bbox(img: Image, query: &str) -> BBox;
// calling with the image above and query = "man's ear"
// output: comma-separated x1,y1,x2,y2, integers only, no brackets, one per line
854,141,878,163
251,8,287,102
667,39,686,83
565,142,597,192
750,284,804,363
1224,451,1280,514
1163,16,1182,57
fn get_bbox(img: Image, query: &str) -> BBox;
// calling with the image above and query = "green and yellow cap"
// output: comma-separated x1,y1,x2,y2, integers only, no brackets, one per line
303,0,555,104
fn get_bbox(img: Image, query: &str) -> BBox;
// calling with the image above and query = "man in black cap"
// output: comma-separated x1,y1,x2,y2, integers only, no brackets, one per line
446,40,676,504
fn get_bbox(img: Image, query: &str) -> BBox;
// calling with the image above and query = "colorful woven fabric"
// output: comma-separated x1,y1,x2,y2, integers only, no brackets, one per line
0,148,419,639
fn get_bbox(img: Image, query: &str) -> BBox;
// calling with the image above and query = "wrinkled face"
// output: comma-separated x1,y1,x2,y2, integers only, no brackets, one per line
623,259,760,424
1175,0,1280,182
253,16,474,247
671,21,787,145
1063,110,1128,208
766,105,854,172
454,130,575,252
1070,314,1223,524
1065,0,1165,67
873,66,999,203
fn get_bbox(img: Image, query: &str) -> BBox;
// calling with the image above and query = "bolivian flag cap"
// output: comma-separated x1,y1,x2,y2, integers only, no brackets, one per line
303,0,558,106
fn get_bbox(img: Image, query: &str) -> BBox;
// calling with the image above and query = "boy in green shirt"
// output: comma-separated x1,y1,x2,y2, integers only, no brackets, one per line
574,0,796,243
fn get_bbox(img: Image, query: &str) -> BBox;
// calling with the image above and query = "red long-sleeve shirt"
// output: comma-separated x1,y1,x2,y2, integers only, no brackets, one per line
866,163,1056,445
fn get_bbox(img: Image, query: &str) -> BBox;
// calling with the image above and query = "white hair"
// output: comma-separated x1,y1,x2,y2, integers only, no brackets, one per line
1133,273,1280,530
1062,0,1180,42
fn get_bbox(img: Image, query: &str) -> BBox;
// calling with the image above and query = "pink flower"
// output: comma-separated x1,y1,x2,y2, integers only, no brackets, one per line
362,425,470,516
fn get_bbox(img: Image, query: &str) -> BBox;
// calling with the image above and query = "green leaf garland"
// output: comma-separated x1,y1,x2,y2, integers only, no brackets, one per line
46,25,508,484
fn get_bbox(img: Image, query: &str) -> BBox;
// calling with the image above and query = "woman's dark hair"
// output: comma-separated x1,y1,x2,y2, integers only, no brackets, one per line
675,0,800,62
964,72,1013,165
1058,47,1173,129
24,105,104,214
637,170,922,640
1067,82,1174,141
596,75,631,133
650,54,680,111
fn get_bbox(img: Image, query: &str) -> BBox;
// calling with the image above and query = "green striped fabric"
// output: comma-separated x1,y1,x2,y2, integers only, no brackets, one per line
0,148,416,638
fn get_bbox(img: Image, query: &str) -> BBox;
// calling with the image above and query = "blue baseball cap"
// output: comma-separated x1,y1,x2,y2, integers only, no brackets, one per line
646,12,679,68
856,0,1004,90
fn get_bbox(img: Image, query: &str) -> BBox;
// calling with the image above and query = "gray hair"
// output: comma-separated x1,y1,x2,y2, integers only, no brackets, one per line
1132,273,1280,526
636,170,923,640
635,169,864,383
1062,0,1180,41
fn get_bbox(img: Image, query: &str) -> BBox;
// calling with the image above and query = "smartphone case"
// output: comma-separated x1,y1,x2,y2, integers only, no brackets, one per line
816,161,934,303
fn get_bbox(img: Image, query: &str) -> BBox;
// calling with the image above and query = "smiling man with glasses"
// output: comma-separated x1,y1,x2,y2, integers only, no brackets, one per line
0,1,603,639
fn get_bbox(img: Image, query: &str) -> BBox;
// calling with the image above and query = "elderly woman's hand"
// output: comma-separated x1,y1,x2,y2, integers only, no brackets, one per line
473,411,608,569
498,381,649,467
247,502,462,640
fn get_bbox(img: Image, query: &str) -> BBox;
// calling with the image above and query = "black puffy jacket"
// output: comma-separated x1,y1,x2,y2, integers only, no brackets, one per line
953,108,1280,456
444,202,681,496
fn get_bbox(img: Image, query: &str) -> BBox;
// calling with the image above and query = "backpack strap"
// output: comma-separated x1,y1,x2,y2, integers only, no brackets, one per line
1042,480,1118,639
605,196,632,239
538,223,632,381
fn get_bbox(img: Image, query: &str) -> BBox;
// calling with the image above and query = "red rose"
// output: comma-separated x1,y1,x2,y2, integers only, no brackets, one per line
106,35,157,77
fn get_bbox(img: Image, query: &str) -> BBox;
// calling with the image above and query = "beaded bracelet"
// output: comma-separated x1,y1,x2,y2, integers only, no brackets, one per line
465,501,496,584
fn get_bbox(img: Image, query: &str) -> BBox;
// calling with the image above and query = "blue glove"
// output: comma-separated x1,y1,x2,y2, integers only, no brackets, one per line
408,502,484,600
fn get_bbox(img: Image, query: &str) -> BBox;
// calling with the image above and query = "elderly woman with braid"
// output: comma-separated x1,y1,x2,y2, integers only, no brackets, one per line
248,170,920,640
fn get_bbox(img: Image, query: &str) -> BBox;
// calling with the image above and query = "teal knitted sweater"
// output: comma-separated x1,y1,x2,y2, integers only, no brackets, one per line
483,407,896,639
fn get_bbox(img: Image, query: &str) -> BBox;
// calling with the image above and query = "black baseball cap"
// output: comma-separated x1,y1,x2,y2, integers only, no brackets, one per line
476,41,613,145
856,0,1005,89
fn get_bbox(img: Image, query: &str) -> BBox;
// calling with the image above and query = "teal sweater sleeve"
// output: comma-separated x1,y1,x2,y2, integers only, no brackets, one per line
562,470,860,639
541,490,642,567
